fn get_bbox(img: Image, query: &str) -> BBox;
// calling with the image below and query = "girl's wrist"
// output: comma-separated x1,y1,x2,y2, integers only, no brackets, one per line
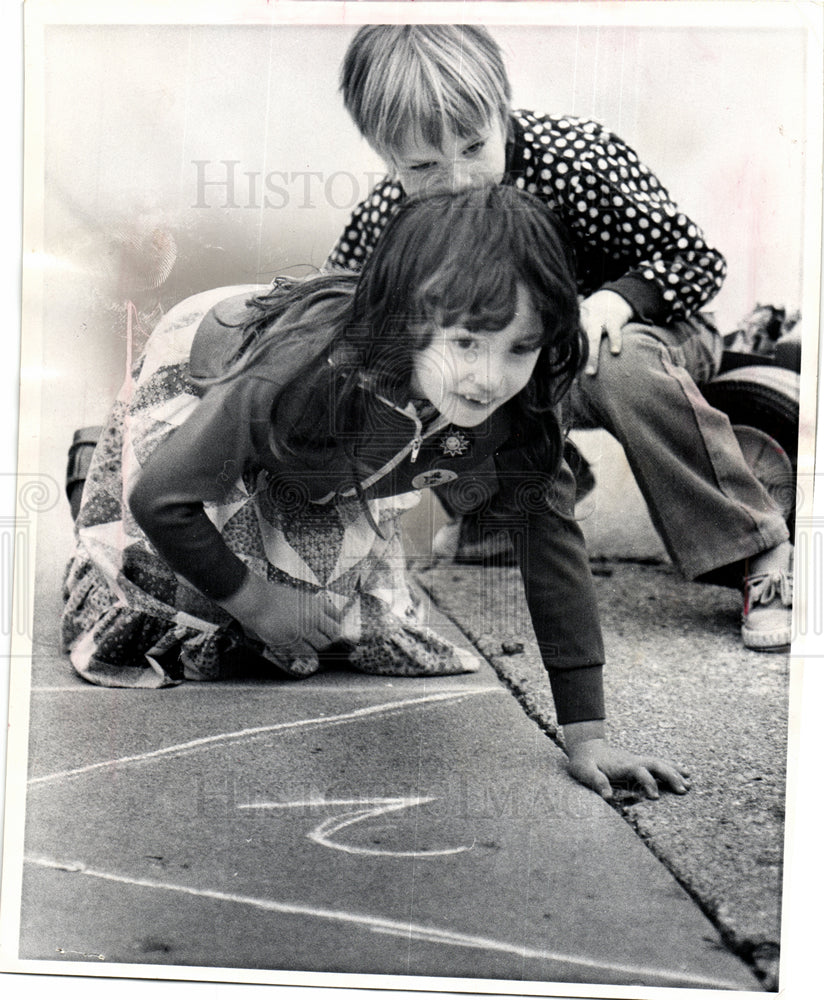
562,719,606,749
214,568,262,621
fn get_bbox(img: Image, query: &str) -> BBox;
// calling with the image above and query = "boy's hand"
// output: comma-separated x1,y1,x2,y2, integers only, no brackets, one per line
563,722,690,800
217,572,342,656
580,290,633,376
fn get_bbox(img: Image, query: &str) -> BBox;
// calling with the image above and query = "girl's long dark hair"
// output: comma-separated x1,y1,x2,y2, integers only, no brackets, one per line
227,185,584,480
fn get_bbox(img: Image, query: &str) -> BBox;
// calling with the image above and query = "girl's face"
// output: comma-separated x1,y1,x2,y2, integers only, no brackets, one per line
410,285,543,427
389,117,508,198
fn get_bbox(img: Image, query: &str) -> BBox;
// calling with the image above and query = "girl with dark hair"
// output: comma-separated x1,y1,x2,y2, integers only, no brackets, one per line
62,185,689,799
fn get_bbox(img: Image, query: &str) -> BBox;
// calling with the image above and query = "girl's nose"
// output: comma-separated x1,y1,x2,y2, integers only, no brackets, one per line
464,361,502,397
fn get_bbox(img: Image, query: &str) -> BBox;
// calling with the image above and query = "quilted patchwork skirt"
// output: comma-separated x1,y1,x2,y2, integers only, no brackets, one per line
60,289,478,688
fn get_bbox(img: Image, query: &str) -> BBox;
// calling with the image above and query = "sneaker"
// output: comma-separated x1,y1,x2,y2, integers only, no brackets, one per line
741,570,793,651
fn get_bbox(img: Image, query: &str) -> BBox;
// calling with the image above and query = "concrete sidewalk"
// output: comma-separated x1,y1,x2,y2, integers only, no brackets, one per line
5,429,785,993
17,584,760,993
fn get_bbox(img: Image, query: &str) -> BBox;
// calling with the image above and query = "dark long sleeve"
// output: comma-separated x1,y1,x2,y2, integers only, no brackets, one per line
493,453,605,725
128,374,274,601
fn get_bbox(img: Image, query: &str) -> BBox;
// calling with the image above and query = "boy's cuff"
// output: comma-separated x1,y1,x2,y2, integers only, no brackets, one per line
602,274,666,325
548,664,605,725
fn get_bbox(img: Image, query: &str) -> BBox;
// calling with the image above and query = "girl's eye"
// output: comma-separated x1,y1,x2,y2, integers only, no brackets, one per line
454,337,478,351
512,342,542,356
462,140,484,157
409,161,436,173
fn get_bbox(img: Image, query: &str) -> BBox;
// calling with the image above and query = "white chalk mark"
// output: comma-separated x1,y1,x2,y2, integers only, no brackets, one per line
56,946,106,961
239,796,473,858
30,682,497,695
25,855,751,990
28,689,500,787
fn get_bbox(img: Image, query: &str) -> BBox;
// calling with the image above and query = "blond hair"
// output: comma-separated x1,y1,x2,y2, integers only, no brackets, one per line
340,25,511,160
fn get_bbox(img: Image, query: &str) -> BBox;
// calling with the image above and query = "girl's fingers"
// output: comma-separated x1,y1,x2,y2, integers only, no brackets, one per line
569,760,613,800
629,766,659,799
317,595,342,622
643,759,691,794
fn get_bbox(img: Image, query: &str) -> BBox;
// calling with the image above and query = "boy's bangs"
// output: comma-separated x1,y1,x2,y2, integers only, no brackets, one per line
384,61,501,158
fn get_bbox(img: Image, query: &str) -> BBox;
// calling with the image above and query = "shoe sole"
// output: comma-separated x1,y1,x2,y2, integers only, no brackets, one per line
741,628,791,652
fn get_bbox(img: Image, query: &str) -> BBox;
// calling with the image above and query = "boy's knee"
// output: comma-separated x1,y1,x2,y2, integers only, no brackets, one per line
577,325,672,409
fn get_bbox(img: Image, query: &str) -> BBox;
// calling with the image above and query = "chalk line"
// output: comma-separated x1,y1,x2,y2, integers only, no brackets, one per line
239,796,473,858
25,855,750,990
28,688,500,787
29,682,493,695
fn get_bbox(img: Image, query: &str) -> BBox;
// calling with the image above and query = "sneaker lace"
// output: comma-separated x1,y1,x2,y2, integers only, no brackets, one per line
745,570,793,610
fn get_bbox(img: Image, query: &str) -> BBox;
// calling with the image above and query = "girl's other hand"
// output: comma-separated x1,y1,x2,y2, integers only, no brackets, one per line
563,721,690,800
217,572,342,655
580,289,633,376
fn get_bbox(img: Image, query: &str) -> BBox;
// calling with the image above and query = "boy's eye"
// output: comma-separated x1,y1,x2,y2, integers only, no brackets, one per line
408,161,436,173
462,140,485,157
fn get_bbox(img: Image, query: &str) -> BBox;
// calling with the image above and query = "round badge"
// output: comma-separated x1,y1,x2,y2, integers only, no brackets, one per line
411,469,459,489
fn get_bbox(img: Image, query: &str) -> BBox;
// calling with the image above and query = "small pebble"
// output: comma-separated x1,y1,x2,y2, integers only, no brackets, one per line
501,640,525,655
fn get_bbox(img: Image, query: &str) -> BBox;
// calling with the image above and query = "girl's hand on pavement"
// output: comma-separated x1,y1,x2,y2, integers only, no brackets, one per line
580,289,633,376
566,738,691,800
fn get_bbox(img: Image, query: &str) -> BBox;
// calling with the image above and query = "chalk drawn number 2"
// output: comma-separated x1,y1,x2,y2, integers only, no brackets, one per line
238,796,473,858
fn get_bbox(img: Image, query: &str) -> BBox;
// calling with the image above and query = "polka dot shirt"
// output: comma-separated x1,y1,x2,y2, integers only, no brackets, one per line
325,111,727,325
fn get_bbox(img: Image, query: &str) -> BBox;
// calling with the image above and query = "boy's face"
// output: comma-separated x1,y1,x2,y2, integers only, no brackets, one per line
388,118,508,197
410,284,543,428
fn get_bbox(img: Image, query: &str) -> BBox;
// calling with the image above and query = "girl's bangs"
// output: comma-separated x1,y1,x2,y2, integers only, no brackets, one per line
411,261,545,338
